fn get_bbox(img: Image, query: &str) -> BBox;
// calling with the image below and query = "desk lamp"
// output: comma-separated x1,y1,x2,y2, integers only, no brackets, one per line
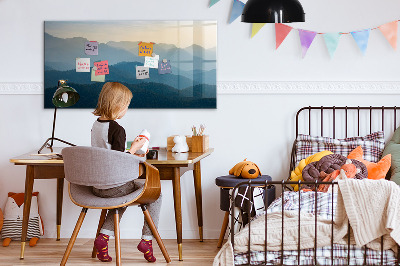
38,80,80,154
241,0,305,23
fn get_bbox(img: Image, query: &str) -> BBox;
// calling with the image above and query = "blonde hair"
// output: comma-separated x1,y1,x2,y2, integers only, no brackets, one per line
93,82,133,120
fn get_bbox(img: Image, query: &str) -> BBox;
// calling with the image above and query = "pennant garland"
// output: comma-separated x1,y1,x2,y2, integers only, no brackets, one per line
323,33,341,58
378,21,398,50
275,23,293,49
251,23,265,38
351,29,370,55
208,2,400,58
209,0,220,7
298,30,317,58
229,0,245,24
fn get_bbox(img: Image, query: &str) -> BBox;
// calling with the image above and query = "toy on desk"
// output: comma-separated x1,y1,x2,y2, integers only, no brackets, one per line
135,129,150,155
229,159,261,179
172,135,189,153
1,192,44,247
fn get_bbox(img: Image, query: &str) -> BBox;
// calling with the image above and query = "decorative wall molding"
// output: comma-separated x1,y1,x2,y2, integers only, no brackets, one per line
1,81,400,95
0,83,43,94
217,81,400,94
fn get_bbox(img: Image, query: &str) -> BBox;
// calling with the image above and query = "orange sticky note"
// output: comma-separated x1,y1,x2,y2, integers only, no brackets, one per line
138,42,155,57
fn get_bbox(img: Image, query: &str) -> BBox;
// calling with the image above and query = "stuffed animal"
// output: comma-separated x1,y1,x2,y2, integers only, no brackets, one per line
172,135,189,153
229,159,261,179
1,192,44,247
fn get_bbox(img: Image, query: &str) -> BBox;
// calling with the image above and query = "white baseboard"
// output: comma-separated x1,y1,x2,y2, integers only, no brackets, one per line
1,81,400,95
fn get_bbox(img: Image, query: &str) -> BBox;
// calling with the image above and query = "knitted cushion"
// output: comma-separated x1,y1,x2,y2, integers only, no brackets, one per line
302,154,368,184
295,131,385,167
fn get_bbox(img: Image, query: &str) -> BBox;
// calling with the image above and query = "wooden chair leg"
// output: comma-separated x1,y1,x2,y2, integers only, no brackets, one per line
60,208,88,266
141,205,171,263
91,209,108,258
114,210,121,266
217,211,230,248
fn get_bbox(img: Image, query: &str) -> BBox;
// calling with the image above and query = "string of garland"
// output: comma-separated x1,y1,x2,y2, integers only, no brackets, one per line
209,0,399,58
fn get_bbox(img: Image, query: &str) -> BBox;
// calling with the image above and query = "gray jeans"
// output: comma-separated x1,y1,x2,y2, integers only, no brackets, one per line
92,180,162,240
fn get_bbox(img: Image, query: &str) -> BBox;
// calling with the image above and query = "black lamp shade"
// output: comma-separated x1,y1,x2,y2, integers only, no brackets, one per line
52,80,80,108
241,0,305,23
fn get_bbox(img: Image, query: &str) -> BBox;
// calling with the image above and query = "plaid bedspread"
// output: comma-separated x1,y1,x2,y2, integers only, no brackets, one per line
234,191,397,265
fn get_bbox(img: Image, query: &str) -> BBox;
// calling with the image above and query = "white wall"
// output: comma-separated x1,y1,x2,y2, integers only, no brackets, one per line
1,0,400,240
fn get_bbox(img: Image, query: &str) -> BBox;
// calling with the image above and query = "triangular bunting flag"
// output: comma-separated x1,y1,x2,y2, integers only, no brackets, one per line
378,21,398,50
251,23,266,38
229,0,245,24
275,23,293,49
323,33,341,58
209,0,220,7
351,29,370,55
298,29,317,58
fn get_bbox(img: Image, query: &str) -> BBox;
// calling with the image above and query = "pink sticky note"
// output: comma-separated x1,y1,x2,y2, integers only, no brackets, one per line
94,60,109,76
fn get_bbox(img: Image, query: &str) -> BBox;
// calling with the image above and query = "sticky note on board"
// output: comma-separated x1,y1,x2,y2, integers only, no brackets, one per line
138,42,155,57
85,41,99,55
136,66,150,79
91,67,105,82
158,60,172,74
76,58,90,72
94,60,109,76
144,54,159,68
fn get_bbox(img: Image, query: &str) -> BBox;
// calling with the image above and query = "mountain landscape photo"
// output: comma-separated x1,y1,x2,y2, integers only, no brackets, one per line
44,21,217,109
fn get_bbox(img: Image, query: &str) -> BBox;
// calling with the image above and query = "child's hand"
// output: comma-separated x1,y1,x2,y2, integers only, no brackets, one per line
134,148,149,157
128,137,147,155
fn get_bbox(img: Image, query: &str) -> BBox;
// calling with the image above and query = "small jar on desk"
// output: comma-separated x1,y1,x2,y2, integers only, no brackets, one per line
215,175,275,248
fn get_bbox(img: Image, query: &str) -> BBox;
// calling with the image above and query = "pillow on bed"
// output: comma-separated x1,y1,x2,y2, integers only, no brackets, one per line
295,131,385,167
348,146,391,180
382,126,400,184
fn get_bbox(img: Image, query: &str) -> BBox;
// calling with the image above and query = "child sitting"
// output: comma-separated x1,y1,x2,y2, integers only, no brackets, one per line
91,82,161,263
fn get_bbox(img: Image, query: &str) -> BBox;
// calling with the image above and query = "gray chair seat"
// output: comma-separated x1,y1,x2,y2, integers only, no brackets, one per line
69,180,145,208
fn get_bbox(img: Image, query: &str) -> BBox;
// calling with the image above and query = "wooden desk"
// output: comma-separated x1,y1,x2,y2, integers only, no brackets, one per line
10,147,213,261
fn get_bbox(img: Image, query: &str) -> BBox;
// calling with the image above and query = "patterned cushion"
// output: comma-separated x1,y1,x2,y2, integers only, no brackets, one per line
295,131,385,166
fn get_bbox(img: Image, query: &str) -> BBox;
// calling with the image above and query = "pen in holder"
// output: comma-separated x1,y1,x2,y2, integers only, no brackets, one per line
191,135,209,153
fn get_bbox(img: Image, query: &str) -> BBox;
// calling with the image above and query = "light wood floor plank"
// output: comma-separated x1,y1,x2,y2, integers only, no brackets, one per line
0,239,222,265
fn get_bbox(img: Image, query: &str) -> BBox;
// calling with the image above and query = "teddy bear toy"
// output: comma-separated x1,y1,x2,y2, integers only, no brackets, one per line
172,135,189,153
229,159,261,179
1,192,44,247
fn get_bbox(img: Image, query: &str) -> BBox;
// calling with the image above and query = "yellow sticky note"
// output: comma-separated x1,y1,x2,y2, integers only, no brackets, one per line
91,67,105,82
138,42,154,57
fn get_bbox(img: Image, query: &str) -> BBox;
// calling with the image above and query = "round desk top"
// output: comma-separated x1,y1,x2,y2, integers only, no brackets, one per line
215,175,272,188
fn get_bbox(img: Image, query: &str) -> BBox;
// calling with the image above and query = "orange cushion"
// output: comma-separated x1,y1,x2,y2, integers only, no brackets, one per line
347,146,391,180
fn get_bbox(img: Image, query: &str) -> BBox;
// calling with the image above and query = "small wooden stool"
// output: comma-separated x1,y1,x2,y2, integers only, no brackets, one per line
215,175,275,248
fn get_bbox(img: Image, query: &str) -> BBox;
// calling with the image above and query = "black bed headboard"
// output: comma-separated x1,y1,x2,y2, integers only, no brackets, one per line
289,106,400,180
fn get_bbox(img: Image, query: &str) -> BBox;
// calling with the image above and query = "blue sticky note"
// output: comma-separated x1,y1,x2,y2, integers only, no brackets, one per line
158,60,172,74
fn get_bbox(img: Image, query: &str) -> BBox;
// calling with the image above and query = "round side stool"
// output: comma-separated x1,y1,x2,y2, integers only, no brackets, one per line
215,175,275,248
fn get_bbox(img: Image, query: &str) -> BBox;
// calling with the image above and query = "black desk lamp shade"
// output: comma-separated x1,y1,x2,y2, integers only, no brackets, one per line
241,0,305,23
38,80,80,153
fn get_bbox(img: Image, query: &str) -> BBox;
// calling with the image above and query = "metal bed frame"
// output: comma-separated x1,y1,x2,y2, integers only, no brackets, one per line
230,106,400,266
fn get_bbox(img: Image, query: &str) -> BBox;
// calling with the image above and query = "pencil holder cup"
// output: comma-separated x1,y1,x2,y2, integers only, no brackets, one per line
191,135,209,153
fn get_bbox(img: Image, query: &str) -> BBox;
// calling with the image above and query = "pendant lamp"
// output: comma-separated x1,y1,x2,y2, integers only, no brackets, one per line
241,0,305,23
38,80,80,154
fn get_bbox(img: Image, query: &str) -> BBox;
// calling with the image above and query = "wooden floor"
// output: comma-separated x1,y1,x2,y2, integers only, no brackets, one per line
0,239,221,265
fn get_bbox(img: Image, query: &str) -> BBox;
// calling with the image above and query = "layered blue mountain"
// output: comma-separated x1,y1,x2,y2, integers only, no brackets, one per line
44,33,216,109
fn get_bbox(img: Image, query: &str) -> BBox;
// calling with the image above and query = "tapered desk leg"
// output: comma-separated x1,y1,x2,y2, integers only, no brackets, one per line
193,161,203,242
172,167,183,261
56,178,64,241
20,165,35,259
